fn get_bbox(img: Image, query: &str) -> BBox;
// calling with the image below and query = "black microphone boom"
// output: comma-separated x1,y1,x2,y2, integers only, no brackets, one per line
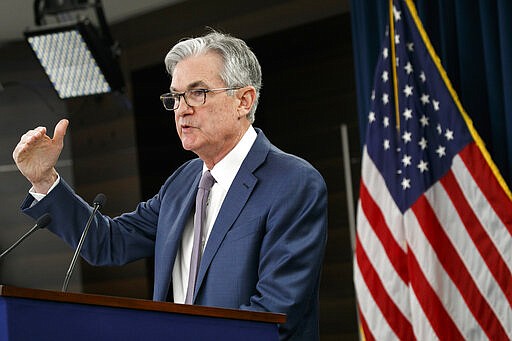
61,193,107,292
0,213,52,260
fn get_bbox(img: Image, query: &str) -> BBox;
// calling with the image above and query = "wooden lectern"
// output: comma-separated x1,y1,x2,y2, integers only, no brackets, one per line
0,285,285,340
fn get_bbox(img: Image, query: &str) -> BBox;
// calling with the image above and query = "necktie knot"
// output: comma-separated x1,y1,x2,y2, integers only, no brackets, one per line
199,170,215,190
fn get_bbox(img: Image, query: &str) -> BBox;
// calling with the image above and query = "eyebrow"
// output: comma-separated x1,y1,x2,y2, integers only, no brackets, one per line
170,80,209,92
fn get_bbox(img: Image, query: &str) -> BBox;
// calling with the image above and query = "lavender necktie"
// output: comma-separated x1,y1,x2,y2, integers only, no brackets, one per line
185,170,215,304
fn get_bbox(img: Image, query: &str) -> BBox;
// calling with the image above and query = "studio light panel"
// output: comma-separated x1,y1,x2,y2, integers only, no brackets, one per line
27,29,110,98
24,20,123,99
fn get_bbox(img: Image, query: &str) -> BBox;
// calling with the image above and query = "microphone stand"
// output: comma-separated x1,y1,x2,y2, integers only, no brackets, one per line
0,213,52,260
61,194,106,292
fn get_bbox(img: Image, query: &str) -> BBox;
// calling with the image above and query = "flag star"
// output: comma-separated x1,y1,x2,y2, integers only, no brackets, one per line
407,42,414,52
420,115,429,126
383,139,390,150
432,100,440,111
396,57,400,67
401,154,412,167
417,160,429,173
383,116,390,127
418,137,428,150
437,124,442,134
395,34,400,44
420,93,430,105
403,108,413,120
445,129,454,140
436,145,446,157
404,62,413,74
382,93,389,104
371,90,375,100
368,111,376,123
397,169,402,175
383,47,389,59
402,131,412,143
393,6,402,21
419,71,426,82
401,178,411,190
382,70,389,82
403,84,413,97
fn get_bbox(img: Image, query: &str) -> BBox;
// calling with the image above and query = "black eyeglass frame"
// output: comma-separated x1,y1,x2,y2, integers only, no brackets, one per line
159,87,242,111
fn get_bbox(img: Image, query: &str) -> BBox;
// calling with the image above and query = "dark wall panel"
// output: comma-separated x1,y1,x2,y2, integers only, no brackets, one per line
0,41,81,292
1,1,359,339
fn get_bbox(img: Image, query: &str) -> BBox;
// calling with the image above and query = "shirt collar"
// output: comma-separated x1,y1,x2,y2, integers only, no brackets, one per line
203,125,257,190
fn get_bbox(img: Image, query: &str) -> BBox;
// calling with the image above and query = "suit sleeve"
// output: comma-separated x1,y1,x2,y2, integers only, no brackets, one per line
21,178,160,266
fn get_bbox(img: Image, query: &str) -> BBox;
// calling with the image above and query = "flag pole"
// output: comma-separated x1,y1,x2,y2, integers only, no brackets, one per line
340,124,356,253
389,0,400,130
340,123,362,340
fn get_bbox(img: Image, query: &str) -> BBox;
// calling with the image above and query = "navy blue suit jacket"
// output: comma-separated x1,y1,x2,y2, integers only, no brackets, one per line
22,129,328,340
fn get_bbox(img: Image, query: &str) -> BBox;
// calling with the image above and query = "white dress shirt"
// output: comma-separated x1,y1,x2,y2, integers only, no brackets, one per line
171,126,257,303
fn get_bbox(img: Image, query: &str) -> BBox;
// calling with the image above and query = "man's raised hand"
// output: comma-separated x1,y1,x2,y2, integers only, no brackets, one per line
13,119,69,194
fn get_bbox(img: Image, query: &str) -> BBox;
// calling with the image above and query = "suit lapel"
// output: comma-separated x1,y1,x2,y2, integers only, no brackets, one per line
194,130,271,299
164,171,201,257
156,169,201,300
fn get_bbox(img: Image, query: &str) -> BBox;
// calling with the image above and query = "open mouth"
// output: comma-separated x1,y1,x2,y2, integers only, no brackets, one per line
181,124,194,132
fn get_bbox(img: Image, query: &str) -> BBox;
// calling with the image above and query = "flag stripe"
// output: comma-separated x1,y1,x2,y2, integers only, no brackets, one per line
360,148,408,253
353,249,400,340
412,195,508,340
407,249,466,340
357,204,411,317
358,153,413,318
359,181,408,282
453,153,512,301
458,144,512,233
355,235,414,339
456,145,512,270
440,167,512,308
424,171,512,338
405,201,486,340
408,288,440,340
357,304,376,341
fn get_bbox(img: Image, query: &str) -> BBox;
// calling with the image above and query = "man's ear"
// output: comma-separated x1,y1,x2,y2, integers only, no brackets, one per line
237,86,256,118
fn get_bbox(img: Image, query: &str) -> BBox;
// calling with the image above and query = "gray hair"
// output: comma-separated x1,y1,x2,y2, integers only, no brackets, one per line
164,31,262,123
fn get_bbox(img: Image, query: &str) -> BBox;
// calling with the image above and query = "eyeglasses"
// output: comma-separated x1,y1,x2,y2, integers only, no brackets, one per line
160,87,241,111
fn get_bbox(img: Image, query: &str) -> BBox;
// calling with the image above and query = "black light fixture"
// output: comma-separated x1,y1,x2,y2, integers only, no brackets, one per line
24,0,124,99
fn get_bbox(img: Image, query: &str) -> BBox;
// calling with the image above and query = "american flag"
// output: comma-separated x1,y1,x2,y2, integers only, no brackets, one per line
353,0,512,339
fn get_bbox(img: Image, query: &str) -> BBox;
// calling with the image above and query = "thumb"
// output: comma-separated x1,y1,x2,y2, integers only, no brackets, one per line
52,119,69,144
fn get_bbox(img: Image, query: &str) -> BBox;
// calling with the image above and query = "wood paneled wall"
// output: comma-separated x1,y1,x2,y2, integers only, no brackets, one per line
65,94,151,299
0,0,361,339
0,41,81,292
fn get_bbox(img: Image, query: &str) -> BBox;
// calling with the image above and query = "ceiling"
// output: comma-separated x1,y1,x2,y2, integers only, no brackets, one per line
0,0,185,44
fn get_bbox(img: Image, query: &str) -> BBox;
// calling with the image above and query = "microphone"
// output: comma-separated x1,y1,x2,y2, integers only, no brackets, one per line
61,193,106,292
0,213,52,260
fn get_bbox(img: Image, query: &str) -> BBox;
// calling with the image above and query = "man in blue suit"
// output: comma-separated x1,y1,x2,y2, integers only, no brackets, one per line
13,31,328,340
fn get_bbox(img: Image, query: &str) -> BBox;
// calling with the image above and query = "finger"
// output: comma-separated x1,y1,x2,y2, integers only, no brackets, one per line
13,126,49,163
12,142,23,161
12,140,31,161
35,126,47,134
30,126,47,140
52,119,69,144
20,128,45,144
